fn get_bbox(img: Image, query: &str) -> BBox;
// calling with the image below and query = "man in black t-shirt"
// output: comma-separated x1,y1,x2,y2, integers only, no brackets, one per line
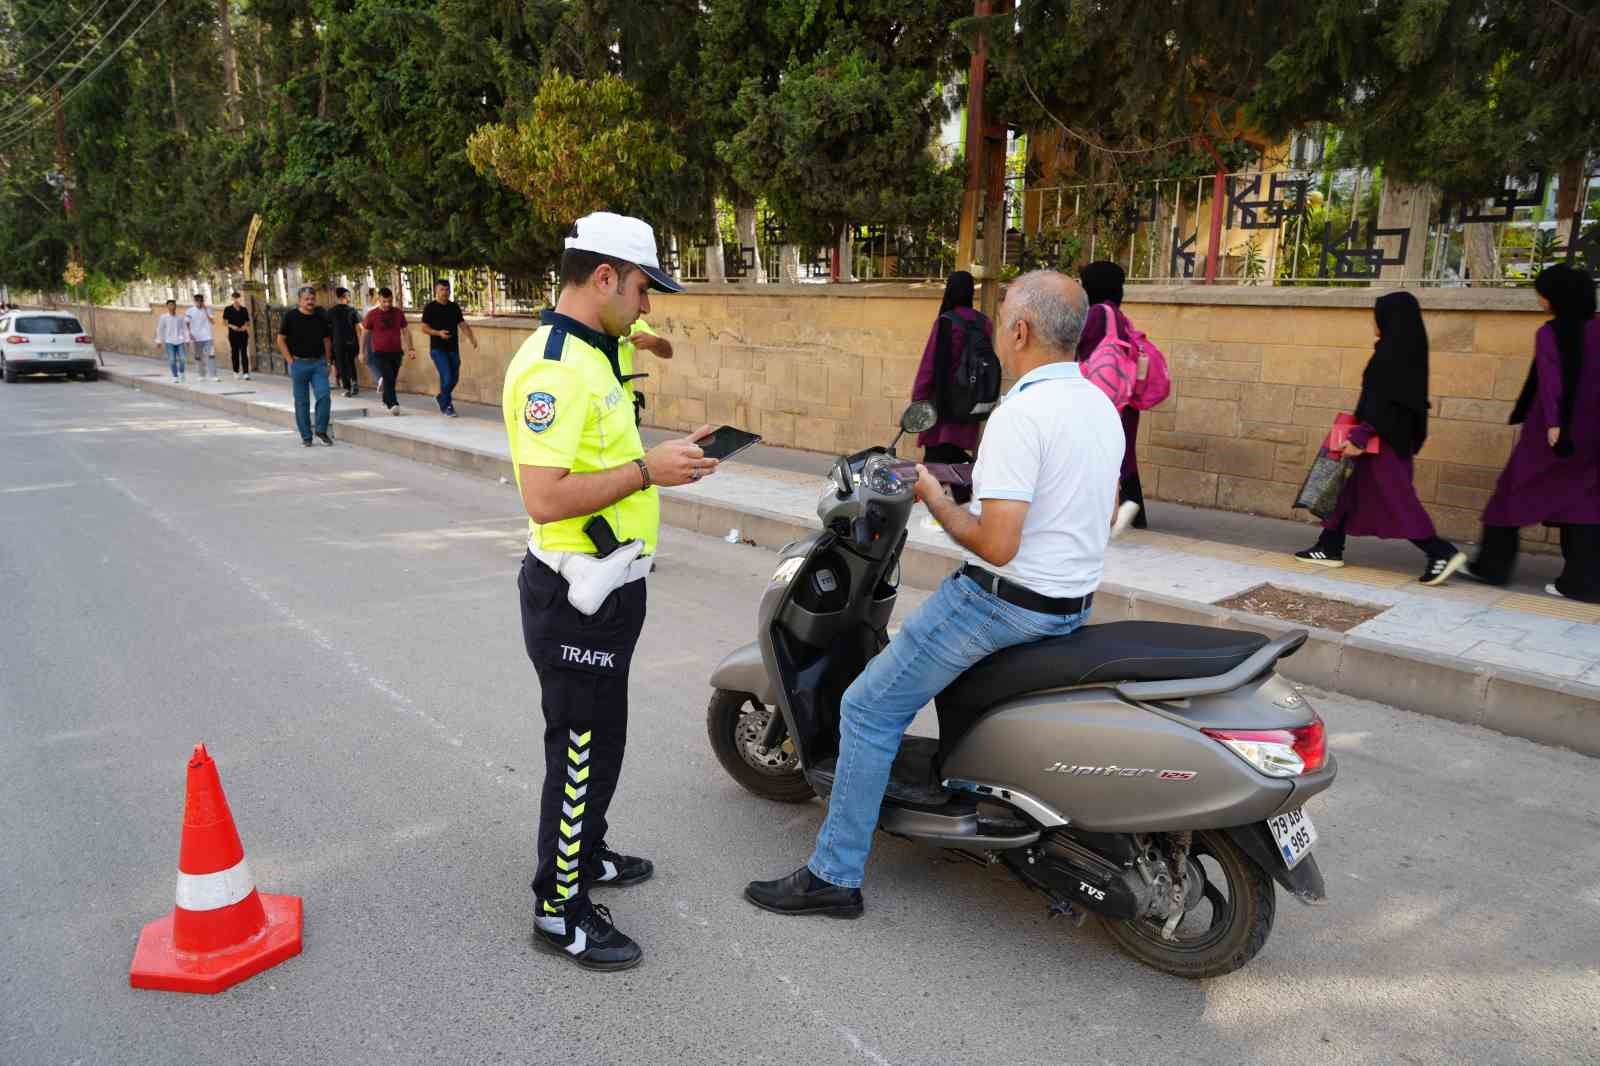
223,291,252,379
276,285,335,447
419,279,477,417
329,287,365,397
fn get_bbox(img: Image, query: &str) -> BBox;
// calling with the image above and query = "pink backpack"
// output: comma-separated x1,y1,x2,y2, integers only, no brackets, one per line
1080,305,1170,411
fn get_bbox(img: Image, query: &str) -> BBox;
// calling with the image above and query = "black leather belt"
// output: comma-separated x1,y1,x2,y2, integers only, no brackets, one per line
960,563,1093,616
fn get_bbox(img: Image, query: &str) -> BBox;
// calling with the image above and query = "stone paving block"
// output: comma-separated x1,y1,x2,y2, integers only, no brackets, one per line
1464,642,1592,680
1335,638,1490,726
1479,673,1600,756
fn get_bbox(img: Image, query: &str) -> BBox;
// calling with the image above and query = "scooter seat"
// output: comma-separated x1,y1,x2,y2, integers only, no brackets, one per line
936,621,1270,737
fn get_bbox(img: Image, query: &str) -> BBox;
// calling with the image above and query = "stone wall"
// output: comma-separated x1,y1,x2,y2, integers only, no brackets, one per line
83,284,1549,544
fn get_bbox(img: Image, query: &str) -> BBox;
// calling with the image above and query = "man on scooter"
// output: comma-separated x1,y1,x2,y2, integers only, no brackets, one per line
746,270,1124,917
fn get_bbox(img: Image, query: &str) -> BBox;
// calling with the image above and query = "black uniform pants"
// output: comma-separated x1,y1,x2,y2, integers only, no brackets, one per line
519,552,647,913
228,331,250,374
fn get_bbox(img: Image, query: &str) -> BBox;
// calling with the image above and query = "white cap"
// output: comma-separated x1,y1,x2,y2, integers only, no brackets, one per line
564,212,684,294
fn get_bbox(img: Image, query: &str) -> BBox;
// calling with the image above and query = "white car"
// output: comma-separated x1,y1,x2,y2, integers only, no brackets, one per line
0,309,99,382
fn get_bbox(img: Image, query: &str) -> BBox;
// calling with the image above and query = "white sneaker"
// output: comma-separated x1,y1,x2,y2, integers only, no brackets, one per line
389,404,401,416
243,373,251,380
211,375,221,382
1546,583,1566,599
1110,500,1142,539
172,376,180,384
232,370,239,380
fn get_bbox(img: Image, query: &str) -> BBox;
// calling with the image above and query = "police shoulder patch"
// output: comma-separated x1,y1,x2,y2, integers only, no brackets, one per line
525,391,557,433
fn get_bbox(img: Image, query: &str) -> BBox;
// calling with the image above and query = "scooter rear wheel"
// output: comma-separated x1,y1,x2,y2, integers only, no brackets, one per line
707,689,815,803
1100,829,1276,979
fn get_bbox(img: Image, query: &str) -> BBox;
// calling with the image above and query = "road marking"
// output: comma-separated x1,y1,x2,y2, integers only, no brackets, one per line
0,481,79,494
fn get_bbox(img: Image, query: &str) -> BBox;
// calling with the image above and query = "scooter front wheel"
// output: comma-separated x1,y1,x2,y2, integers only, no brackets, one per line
706,689,815,803
1100,829,1276,979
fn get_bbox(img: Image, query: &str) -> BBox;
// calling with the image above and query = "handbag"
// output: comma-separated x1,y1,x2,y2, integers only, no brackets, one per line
1294,453,1354,519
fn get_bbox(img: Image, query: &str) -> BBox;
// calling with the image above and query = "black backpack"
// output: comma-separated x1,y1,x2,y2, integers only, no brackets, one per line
936,311,1001,423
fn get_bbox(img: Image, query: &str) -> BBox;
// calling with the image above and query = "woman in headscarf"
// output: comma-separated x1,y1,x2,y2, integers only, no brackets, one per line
1076,260,1165,534
910,270,990,469
1467,264,1600,601
1294,291,1467,585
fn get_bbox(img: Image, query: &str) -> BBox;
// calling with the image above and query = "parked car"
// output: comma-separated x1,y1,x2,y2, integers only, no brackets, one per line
0,310,98,382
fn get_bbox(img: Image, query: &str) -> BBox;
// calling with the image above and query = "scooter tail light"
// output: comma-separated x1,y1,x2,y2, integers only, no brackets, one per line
1204,715,1326,777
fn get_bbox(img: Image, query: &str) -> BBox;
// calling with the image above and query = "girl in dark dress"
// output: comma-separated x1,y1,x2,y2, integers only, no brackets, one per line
1295,291,1467,585
1467,264,1600,601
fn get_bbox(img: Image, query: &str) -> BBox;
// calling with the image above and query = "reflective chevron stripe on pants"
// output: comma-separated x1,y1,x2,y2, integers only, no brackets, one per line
519,552,647,915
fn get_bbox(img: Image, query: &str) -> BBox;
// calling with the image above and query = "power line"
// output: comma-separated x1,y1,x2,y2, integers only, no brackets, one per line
0,0,145,139
0,0,169,156
0,0,120,129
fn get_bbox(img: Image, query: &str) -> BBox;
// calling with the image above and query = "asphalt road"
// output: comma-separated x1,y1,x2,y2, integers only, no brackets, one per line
2,379,1597,1066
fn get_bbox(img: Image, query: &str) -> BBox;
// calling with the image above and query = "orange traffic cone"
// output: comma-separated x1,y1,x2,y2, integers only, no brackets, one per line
129,743,303,993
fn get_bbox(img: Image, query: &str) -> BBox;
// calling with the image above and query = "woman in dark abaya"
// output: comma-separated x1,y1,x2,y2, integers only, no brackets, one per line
1295,291,1467,586
910,271,990,468
1466,264,1600,601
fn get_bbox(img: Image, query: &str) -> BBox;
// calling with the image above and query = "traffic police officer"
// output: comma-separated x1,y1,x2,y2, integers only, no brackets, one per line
502,212,716,971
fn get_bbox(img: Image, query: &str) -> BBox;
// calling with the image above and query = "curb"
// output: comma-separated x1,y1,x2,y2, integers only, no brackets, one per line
103,361,1600,757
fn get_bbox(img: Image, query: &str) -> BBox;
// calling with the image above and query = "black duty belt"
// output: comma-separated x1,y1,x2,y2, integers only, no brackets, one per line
959,563,1093,616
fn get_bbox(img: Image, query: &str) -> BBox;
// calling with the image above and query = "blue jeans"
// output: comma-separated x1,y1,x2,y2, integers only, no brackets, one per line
430,347,460,412
165,343,186,378
290,358,331,440
808,571,1091,889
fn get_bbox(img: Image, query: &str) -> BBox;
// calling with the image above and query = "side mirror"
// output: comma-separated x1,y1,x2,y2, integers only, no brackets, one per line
900,401,937,434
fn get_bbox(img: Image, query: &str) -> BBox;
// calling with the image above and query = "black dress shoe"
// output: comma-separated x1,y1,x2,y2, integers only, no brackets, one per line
532,902,642,972
745,866,863,918
316,431,335,446
589,842,654,887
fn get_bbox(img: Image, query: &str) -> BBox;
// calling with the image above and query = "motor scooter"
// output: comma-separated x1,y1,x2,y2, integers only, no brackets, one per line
708,403,1335,978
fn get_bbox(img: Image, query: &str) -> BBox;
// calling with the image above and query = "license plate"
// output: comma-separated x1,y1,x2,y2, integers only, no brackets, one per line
1267,808,1317,869
43,352,69,359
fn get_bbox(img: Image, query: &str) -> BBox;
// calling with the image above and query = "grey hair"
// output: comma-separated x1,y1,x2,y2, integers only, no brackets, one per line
297,285,317,297
1003,270,1088,354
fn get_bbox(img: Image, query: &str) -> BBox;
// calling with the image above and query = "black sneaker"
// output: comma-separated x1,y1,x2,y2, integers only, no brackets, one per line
1420,550,1467,586
302,438,313,447
532,902,642,972
588,843,654,887
316,431,335,446
745,866,864,918
1294,546,1344,568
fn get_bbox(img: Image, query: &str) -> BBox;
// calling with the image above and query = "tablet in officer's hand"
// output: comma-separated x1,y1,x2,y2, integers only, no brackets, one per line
693,425,762,462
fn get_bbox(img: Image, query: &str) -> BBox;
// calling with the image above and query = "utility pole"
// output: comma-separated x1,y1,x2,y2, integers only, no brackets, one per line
955,0,1014,318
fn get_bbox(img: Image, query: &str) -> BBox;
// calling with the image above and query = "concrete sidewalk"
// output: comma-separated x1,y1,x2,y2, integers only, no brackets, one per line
98,351,1600,754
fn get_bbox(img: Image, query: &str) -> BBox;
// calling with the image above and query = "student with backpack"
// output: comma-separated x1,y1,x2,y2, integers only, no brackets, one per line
911,272,1000,496
1077,262,1170,534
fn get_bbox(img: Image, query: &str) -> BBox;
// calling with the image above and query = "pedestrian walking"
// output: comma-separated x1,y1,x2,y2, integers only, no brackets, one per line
362,287,413,414
503,211,714,971
1294,291,1466,585
362,286,380,390
154,298,189,382
421,279,476,417
223,291,252,379
910,270,990,470
329,287,364,397
1077,261,1170,534
1467,264,1600,601
276,285,335,447
184,294,219,381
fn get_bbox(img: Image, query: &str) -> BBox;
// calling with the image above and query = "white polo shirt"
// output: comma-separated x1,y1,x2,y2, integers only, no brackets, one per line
962,360,1124,599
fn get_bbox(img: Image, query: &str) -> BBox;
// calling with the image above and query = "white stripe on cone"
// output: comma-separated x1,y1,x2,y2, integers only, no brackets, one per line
174,858,255,911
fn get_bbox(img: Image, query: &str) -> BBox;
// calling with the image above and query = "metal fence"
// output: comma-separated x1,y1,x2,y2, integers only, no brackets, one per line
99,163,1600,304
994,165,1600,287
